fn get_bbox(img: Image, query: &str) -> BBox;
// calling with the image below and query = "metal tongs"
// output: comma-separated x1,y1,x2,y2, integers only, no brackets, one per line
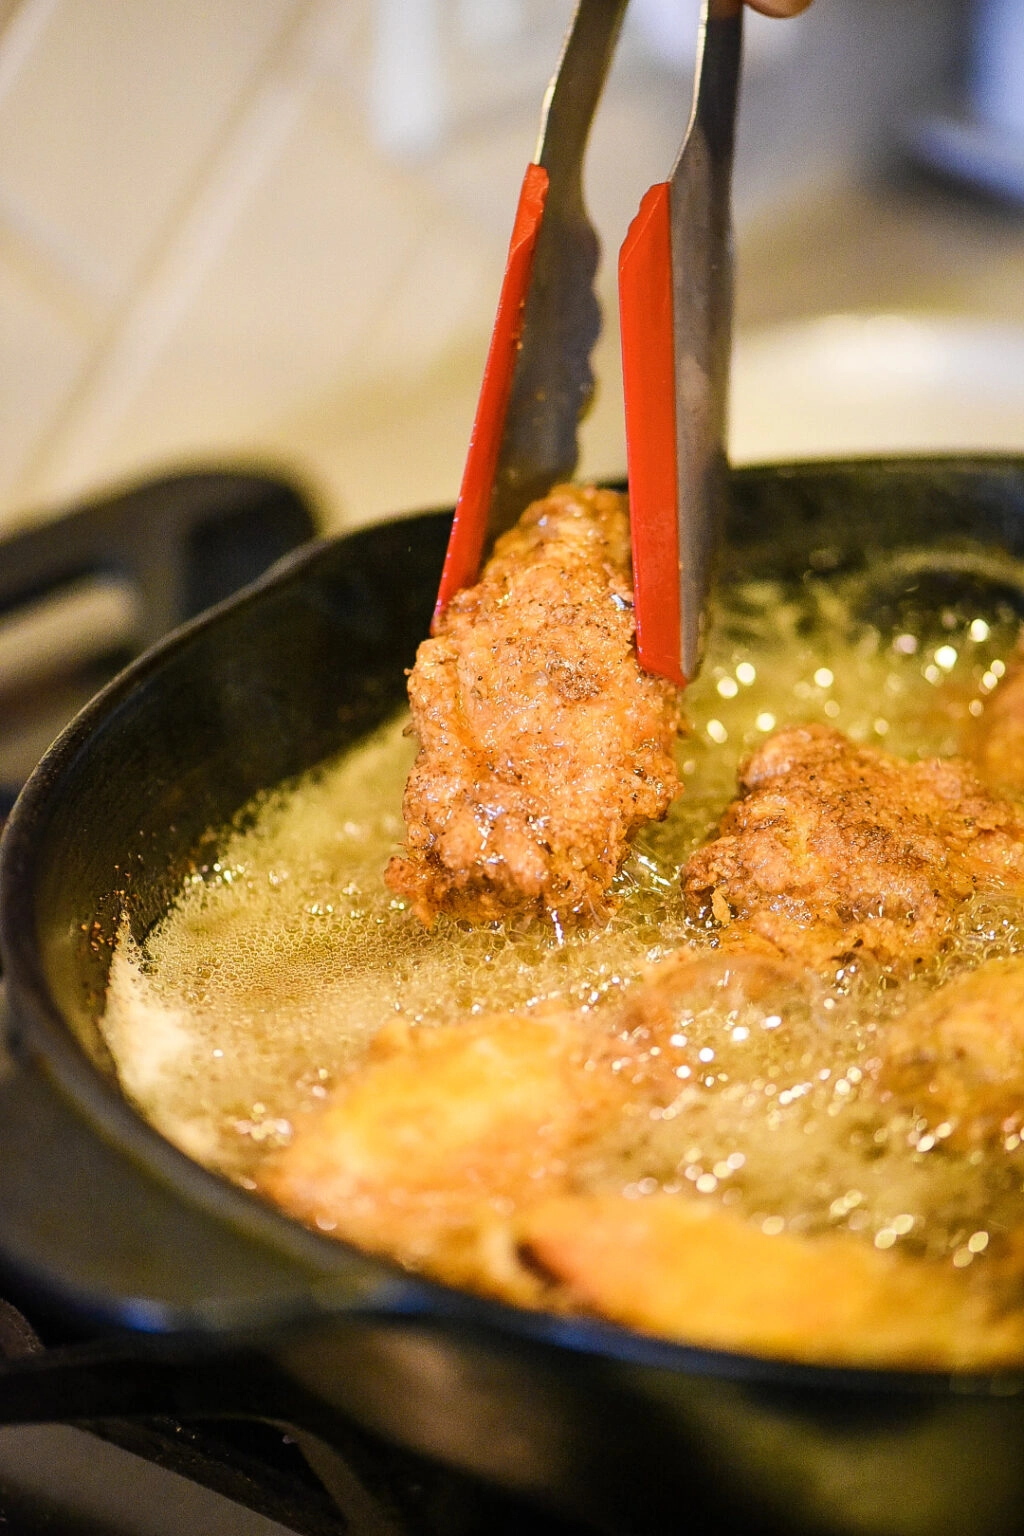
434,0,743,692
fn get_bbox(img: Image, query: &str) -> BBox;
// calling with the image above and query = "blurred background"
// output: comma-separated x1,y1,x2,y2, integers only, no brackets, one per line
0,0,1022,538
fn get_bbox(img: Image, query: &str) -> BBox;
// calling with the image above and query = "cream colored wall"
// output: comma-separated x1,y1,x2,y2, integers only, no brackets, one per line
0,0,960,537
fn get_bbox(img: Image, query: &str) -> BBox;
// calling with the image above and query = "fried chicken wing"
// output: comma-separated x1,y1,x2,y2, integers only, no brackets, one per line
518,1192,1024,1368
878,957,1024,1149
260,1009,632,1299
967,639,1024,799
385,485,682,926
682,724,1024,969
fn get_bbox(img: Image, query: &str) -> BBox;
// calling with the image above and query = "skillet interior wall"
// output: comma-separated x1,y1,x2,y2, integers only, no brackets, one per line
23,513,450,1074
20,459,1024,1080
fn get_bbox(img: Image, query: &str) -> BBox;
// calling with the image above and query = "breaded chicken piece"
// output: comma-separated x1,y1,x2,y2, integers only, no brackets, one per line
260,1010,632,1300
878,957,1024,1149
518,1192,1024,1368
610,948,811,1097
259,947,1024,1363
385,485,682,926
682,724,1024,969
260,950,814,1297
967,639,1024,799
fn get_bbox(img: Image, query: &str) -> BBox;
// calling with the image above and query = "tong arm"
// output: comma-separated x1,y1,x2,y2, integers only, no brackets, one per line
434,0,627,623
620,0,743,685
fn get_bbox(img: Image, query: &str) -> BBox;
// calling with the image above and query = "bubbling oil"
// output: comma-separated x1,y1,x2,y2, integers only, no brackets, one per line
102,543,1024,1277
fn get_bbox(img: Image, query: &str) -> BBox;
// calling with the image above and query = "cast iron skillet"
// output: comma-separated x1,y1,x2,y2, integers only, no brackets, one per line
4,461,1024,1536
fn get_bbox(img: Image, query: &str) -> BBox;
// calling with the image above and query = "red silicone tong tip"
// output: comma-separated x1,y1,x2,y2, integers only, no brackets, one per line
433,162,549,630
618,181,687,689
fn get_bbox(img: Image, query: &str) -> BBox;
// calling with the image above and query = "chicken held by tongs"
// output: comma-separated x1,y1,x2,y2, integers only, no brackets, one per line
388,0,744,926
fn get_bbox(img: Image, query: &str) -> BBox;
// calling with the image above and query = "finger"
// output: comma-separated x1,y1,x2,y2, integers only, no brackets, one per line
745,0,814,15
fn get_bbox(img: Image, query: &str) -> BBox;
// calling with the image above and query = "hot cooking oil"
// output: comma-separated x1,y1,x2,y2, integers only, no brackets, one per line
101,540,1024,1289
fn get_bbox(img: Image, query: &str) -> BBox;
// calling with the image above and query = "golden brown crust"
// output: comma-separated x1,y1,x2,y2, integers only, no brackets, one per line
385,485,682,926
260,939,1024,1367
966,639,1024,798
878,956,1024,1149
518,1192,1024,1369
681,724,1024,968
259,1009,632,1299
259,948,819,1301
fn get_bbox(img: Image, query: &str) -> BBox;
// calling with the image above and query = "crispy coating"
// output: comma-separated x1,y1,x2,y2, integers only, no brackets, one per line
967,639,1024,798
259,943,1024,1366
260,1009,631,1300
878,957,1024,1149
682,724,1024,969
260,950,816,1301
385,485,682,926
517,1192,1024,1369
